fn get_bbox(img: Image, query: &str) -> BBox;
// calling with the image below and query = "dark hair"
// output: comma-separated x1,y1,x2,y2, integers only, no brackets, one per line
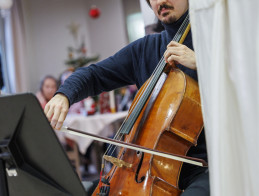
146,0,151,6
40,75,57,92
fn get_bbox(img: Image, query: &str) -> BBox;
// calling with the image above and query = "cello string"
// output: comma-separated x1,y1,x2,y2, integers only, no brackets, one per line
104,16,190,181
112,14,189,127
104,15,190,158
103,16,190,161
103,14,190,163
112,14,189,137
117,15,189,135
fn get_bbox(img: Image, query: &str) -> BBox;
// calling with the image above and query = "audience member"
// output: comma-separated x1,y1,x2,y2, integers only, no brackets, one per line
36,75,57,109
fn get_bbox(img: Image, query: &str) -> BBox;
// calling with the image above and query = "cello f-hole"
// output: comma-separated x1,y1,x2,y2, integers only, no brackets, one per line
135,152,145,183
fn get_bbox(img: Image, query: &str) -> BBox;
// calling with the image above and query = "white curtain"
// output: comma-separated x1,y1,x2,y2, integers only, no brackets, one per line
0,9,15,93
11,0,28,92
189,0,259,195
0,0,28,94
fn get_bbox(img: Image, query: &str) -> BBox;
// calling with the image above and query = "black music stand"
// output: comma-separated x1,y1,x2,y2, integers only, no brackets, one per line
0,93,87,196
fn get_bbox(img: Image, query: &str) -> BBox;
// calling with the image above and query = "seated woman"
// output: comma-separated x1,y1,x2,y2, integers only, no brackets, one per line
36,75,58,109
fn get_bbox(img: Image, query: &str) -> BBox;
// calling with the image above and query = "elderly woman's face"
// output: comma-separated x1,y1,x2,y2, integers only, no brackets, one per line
42,78,57,101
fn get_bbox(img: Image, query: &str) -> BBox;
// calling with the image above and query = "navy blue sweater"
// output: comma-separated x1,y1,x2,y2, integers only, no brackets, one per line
57,12,207,188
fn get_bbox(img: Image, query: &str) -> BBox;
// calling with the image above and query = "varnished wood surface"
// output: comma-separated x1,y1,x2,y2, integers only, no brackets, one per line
92,68,203,196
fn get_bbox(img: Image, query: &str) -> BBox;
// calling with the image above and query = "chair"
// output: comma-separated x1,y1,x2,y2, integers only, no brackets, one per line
65,137,81,179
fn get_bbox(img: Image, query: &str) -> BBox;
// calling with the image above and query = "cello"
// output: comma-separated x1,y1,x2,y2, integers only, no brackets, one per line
64,14,207,195
91,13,206,195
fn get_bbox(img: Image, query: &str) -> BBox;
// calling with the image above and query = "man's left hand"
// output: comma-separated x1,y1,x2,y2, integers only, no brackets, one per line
164,41,196,70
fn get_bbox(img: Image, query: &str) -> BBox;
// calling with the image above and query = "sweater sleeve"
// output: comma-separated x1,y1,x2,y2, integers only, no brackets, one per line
56,40,142,105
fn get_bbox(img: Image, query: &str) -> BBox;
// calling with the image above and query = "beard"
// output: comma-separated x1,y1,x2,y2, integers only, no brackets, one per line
157,3,177,24
161,13,177,24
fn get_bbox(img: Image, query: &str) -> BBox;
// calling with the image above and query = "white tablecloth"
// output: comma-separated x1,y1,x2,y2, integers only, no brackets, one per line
55,111,128,154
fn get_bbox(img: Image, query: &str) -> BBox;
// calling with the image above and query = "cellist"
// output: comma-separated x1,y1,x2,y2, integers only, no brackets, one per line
45,0,209,195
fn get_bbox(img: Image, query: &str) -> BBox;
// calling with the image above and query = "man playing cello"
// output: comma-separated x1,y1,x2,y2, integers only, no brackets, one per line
45,0,209,195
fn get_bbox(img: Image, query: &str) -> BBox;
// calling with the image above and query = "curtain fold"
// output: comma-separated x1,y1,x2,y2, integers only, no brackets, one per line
189,0,259,195
11,0,28,92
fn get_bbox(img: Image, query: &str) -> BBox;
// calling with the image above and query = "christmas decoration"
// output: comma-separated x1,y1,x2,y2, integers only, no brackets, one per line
99,92,111,114
84,97,96,115
66,22,99,69
89,5,101,19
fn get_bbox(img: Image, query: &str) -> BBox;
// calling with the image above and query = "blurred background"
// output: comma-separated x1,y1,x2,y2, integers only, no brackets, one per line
0,0,161,94
0,0,165,181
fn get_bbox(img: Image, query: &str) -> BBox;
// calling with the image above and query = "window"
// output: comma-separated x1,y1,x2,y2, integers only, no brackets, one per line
126,13,145,43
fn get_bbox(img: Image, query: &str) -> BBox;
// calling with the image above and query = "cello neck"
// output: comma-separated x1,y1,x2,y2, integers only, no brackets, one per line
120,14,190,135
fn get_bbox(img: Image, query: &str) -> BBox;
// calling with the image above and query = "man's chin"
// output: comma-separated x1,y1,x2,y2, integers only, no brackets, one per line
161,16,177,24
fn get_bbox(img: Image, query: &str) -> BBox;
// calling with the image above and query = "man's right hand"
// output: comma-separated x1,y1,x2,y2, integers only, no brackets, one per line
44,93,69,130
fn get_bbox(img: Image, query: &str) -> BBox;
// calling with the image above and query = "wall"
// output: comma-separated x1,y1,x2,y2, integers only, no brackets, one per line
85,0,128,60
22,0,128,93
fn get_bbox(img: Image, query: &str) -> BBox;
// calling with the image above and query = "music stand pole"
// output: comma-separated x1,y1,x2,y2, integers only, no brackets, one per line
0,158,9,196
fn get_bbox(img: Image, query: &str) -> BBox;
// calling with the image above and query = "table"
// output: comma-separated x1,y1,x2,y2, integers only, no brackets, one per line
55,111,128,154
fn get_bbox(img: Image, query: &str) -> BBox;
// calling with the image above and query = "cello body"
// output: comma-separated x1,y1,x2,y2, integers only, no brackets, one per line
92,67,203,195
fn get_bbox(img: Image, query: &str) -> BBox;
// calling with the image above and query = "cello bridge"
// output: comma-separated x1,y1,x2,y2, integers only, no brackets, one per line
103,155,132,168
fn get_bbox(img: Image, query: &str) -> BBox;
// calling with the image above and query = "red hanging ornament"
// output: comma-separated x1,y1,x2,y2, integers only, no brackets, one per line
89,5,101,19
